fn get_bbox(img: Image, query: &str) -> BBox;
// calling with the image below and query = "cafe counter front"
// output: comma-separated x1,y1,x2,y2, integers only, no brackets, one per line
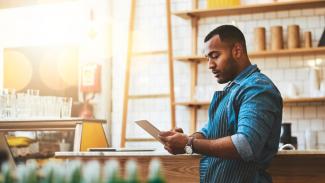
55,150,325,183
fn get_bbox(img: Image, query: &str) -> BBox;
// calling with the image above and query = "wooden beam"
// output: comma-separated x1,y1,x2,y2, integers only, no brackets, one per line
190,108,197,134
121,0,136,148
166,0,176,129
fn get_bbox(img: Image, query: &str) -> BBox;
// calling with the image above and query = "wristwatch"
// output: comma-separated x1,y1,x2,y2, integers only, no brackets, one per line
184,136,194,154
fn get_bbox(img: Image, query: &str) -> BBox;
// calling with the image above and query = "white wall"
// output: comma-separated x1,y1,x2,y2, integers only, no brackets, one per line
78,0,112,121
111,0,325,150
110,0,130,147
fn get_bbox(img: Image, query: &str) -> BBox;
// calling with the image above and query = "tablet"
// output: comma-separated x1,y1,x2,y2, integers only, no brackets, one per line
135,120,163,144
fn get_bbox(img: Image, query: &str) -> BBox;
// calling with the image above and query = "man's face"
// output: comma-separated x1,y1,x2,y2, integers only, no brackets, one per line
204,35,238,84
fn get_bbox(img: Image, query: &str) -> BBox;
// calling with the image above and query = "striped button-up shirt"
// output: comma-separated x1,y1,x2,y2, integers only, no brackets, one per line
199,64,283,183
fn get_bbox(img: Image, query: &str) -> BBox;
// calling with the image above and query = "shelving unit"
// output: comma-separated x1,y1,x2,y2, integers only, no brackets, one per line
170,0,325,133
173,0,325,19
175,47,325,63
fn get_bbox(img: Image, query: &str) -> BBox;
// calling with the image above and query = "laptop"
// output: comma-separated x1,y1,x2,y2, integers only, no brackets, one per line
88,120,162,152
88,147,156,152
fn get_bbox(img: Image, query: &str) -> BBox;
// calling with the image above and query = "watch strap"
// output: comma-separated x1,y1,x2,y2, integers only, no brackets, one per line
187,136,194,153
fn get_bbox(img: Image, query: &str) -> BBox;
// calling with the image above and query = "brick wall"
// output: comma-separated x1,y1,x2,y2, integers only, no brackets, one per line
111,0,325,149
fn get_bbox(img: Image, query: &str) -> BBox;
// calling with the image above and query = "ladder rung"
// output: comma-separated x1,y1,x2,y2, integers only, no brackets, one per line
129,94,170,99
125,138,157,142
131,50,168,57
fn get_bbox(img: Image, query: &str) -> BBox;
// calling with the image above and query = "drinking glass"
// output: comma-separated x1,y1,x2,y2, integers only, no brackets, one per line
0,89,5,119
16,93,27,119
2,89,17,119
61,97,72,118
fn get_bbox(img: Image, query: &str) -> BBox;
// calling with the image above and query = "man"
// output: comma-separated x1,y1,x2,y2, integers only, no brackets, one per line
159,25,283,183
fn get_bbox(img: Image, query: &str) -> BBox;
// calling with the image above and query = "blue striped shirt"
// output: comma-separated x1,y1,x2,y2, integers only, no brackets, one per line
199,64,283,183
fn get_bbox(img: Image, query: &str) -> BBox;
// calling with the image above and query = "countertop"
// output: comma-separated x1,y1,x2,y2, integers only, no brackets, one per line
277,150,325,155
55,150,325,157
55,150,195,157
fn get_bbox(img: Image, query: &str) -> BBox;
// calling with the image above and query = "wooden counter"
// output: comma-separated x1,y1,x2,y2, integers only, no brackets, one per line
269,150,325,183
55,151,200,183
55,150,325,183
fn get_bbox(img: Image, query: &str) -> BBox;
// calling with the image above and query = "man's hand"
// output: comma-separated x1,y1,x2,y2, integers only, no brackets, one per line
159,131,188,155
172,128,184,133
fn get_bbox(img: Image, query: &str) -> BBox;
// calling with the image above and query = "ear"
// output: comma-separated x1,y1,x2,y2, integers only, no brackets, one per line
232,43,243,60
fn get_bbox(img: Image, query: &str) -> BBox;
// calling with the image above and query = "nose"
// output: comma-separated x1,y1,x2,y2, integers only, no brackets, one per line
208,58,216,69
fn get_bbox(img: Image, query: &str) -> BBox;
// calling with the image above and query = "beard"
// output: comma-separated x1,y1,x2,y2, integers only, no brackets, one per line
216,57,238,84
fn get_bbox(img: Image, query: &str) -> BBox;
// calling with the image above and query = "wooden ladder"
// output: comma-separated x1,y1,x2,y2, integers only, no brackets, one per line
120,0,176,147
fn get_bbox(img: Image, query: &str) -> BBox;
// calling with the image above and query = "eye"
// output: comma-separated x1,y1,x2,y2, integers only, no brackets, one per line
209,52,219,59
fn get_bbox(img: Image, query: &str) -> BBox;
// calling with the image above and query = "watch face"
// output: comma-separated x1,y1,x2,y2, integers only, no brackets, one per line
185,145,193,154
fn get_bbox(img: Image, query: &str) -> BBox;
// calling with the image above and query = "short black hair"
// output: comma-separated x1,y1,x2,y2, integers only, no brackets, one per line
204,25,247,52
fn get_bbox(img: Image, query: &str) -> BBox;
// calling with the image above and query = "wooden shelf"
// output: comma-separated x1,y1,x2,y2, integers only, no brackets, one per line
249,47,325,58
174,55,206,63
173,0,325,19
174,47,325,63
284,97,325,104
175,97,325,107
174,101,210,107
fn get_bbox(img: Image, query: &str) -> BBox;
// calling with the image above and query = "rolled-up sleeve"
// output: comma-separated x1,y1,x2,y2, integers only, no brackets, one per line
233,81,281,161
231,133,254,161
199,122,209,138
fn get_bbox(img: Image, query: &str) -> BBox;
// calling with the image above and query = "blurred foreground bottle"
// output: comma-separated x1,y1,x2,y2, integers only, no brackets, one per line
39,160,65,183
103,159,124,183
147,159,165,183
125,160,140,183
66,160,82,183
39,161,54,183
0,163,14,183
25,160,38,183
83,161,101,183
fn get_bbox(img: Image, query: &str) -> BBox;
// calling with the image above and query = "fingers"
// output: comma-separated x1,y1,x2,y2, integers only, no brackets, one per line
172,128,184,133
160,133,177,155
164,145,174,154
159,132,188,155
164,145,177,155
159,131,175,137
159,135,171,144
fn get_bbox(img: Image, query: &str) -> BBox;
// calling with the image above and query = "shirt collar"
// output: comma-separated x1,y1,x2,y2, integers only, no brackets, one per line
224,64,259,90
